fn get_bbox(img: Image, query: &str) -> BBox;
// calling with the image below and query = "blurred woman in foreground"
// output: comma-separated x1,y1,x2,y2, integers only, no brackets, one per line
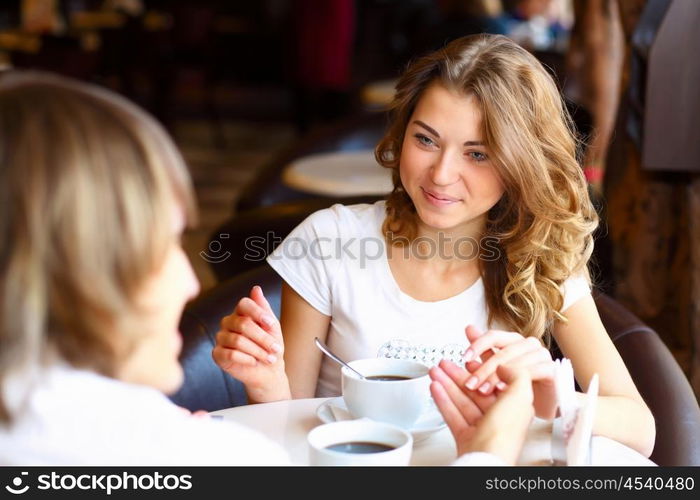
0,71,288,464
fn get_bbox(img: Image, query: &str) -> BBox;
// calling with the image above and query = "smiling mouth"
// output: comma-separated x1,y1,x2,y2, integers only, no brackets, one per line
421,188,460,204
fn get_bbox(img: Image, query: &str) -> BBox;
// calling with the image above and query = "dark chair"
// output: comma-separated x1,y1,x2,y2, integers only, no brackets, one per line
208,195,383,280
172,262,700,465
590,293,700,466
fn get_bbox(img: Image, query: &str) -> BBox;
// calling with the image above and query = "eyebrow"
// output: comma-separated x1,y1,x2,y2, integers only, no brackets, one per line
413,120,484,146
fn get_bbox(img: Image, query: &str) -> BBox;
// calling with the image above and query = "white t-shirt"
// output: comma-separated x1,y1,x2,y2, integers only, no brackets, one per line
0,362,511,466
0,364,290,465
267,201,590,397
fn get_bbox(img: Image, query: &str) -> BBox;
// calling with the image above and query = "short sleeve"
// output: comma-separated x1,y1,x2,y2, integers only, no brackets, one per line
266,207,342,316
560,274,591,312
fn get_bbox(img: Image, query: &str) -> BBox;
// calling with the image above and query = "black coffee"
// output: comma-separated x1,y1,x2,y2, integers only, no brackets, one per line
365,375,412,381
325,441,395,454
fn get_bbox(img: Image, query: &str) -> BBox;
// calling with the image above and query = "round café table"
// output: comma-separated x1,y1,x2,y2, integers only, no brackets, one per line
282,150,393,197
211,397,656,466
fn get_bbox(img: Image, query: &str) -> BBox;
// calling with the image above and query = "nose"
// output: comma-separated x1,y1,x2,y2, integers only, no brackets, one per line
183,254,200,301
430,149,460,186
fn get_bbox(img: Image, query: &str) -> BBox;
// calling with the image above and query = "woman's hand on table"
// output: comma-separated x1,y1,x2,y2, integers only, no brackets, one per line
429,360,497,423
463,325,557,419
431,363,535,464
212,285,291,403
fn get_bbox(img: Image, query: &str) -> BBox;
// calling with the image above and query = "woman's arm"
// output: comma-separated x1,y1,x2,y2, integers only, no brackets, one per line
553,294,656,457
279,282,332,399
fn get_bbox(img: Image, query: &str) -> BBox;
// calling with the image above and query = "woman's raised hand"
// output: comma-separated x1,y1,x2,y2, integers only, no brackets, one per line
463,325,557,419
212,286,291,403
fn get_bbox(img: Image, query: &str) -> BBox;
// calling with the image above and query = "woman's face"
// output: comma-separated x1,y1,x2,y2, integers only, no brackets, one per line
117,203,200,394
399,82,504,236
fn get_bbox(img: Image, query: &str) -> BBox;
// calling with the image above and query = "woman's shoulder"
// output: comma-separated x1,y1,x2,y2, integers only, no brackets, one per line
560,272,592,312
311,199,385,221
302,200,386,235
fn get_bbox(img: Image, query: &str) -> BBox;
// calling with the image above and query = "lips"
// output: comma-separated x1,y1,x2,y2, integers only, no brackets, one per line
421,187,460,203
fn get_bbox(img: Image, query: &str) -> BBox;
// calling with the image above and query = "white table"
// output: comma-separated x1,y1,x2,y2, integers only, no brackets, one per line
282,150,393,197
211,397,656,466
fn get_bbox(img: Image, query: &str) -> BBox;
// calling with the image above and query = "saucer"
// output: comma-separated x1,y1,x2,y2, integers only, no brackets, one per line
316,397,447,444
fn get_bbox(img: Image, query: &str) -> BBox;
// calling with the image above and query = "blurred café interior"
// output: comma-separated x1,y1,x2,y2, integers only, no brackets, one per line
1,0,698,412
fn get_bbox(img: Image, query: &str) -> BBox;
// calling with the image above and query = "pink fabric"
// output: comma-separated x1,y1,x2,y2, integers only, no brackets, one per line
294,0,355,90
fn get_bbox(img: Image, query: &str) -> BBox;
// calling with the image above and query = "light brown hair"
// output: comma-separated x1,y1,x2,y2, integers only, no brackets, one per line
0,71,196,423
375,34,598,342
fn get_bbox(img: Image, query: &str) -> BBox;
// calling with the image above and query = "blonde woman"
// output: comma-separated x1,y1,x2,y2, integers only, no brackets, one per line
0,71,288,465
213,34,655,456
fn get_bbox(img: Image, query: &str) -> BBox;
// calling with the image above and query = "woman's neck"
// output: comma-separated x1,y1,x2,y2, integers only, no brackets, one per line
410,217,487,263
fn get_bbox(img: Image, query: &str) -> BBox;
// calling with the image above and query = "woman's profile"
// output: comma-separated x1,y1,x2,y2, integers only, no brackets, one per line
0,71,288,464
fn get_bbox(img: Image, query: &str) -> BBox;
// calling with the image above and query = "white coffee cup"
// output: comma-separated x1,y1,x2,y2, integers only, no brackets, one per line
307,420,413,465
341,358,431,429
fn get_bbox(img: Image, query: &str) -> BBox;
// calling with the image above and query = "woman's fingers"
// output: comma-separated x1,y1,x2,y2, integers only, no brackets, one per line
464,325,497,365
506,350,554,380
223,300,282,354
430,381,474,443
212,291,285,376
464,329,524,361
234,296,282,341
465,360,482,373
215,329,278,364
212,342,257,372
250,285,274,316
438,359,471,386
495,365,534,405
466,337,552,396
219,312,281,356
440,360,497,411
465,337,541,392
429,364,485,425
464,324,484,344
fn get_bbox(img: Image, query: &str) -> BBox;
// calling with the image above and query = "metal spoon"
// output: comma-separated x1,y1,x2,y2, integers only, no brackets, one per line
314,337,366,380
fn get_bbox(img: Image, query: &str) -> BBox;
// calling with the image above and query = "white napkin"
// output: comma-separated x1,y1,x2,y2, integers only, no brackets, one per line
551,358,599,465
567,374,598,466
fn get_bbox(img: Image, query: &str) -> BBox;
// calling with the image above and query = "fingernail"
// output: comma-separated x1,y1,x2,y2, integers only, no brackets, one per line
270,342,282,353
464,349,474,362
266,354,277,364
466,376,479,390
261,314,274,327
496,381,507,391
479,382,491,394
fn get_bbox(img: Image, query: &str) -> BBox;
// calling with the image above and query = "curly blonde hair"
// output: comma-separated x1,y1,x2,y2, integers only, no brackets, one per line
375,34,598,342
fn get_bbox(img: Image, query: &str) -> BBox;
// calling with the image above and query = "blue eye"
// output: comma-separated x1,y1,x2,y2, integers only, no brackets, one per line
414,133,435,147
468,151,488,162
